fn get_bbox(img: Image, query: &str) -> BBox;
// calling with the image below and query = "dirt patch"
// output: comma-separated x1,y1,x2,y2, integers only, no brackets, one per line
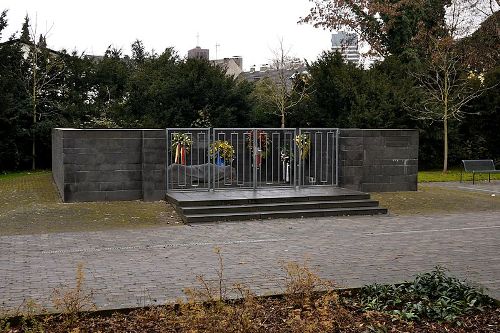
0,172,183,236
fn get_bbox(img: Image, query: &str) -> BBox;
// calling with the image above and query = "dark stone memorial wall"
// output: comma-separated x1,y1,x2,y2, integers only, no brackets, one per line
52,128,166,202
52,128,418,202
339,129,419,192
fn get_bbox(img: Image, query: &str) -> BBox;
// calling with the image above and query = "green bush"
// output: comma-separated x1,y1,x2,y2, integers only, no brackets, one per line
360,267,493,322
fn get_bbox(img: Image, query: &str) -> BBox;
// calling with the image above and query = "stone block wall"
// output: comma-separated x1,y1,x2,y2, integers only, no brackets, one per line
52,129,166,202
52,128,418,202
51,129,64,198
142,130,167,201
339,129,418,192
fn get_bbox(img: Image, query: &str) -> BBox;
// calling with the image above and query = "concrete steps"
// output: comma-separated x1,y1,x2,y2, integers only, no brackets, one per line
167,188,387,223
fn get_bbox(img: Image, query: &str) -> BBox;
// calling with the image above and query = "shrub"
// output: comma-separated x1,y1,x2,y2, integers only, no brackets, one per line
359,266,493,322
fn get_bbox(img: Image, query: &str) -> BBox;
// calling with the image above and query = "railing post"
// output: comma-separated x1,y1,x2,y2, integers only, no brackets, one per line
297,128,301,188
208,128,211,191
165,128,170,192
253,128,257,190
293,128,297,188
212,128,215,191
335,128,339,187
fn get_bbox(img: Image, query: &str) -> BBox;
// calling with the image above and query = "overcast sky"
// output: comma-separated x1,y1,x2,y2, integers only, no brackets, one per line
2,0,334,70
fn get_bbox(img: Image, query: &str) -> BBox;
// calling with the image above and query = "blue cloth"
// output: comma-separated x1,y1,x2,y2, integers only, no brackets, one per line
216,154,225,166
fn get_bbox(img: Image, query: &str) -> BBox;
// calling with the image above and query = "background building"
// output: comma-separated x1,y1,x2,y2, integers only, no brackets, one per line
331,32,360,64
211,56,243,78
241,59,305,83
187,46,209,60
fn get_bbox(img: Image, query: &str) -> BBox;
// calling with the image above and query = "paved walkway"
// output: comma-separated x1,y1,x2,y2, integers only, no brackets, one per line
1,211,499,312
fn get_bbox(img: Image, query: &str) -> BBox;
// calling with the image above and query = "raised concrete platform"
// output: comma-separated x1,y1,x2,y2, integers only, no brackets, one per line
167,187,387,223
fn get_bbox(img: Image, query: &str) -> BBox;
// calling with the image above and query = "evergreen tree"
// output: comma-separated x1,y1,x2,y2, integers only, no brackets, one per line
0,10,7,39
131,39,147,64
20,14,30,42
0,19,32,170
37,34,46,48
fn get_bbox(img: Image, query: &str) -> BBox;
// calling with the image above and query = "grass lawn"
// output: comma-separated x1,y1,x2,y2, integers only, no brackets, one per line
0,171,181,236
419,168,500,182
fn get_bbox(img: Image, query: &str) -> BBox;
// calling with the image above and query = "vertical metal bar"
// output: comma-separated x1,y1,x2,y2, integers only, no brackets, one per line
206,128,210,191
278,132,281,184
232,131,238,186
266,130,273,186
335,129,339,187
298,128,301,188
222,132,228,186
307,130,311,186
326,131,330,185
314,132,318,185
253,128,257,190
189,132,193,188
212,128,215,190
243,131,247,187
183,131,187,187
293,129,296,188
262,130,265,186
328,131,333,185
176,133,181,188
196,132,200,188
165,129,169,193
320,131,324,183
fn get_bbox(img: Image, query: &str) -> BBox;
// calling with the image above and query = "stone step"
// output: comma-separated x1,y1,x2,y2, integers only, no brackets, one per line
183,206,388,223
181,199,380,215
170,193,371,207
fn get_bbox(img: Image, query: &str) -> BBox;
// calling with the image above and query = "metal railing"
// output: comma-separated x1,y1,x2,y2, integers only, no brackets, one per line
298,128,339,187
166,128,211,191
165,128,338,191
212,128,297,190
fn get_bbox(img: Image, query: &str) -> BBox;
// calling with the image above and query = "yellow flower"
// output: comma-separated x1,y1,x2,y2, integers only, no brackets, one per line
210,140,235,160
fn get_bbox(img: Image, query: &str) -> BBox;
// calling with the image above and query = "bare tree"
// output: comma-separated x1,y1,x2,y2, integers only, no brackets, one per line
405,0,498,172
21,15,65,170
446,0,499,38
253,39,310,128
407,37,496,172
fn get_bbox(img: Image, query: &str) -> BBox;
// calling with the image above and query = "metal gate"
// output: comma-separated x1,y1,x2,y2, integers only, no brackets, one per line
166,128,211,191
212,128,297,190
166,128,338,191
298,128,339,187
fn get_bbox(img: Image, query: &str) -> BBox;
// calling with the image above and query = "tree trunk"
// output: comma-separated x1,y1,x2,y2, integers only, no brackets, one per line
31,45,37,171
32,132,36,170
281,111,285,128
443,72,449,173
32,91,36,171
443,117,448,173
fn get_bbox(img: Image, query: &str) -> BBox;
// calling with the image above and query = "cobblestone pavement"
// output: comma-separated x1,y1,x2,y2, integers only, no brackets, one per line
1,211,499,312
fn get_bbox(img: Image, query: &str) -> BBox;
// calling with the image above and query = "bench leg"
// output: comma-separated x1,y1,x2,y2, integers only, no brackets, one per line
489,173,491,182
460,171,462,183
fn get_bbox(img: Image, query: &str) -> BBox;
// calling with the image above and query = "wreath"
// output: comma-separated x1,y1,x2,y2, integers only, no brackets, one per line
246,130,270,159
171,133,193,165
295,134,311,160
210,140,235,162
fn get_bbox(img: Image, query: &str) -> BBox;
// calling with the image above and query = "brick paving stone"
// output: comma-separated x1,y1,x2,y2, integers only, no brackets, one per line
0,211,499,312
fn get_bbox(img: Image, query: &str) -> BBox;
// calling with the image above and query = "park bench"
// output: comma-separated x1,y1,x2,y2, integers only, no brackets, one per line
461,159,500,184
